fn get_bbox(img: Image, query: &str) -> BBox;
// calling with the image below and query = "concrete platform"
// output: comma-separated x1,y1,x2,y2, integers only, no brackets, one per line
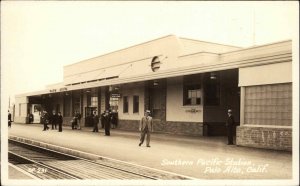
8,123,292,179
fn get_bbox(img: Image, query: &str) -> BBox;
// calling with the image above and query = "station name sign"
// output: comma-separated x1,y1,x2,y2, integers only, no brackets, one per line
111,93,121,98
49,87,68,93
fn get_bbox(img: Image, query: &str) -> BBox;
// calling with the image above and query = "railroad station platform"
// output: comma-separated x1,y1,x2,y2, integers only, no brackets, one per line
7,123,292,179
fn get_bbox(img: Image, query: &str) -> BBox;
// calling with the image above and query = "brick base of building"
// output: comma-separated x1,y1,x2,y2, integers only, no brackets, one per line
118,119,203,136
236,125,292,151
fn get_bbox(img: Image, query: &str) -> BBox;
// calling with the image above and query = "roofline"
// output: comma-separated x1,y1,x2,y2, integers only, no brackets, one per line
222,39,292,55
179,37,243,49
64,34,176,68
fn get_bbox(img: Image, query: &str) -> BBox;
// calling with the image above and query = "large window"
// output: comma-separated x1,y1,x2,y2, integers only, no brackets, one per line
91,97,98,107
133,96,139,113
183,85,201,105
244,83,292,126
183,74,202,106
123,96,128,113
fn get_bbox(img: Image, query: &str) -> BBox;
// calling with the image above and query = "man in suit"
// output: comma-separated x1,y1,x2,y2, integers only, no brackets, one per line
103,110,111,136
226,109,235,145
92,111,99,132
51,111,58,130
57,112,63,132
8,110,12,128
139,110,153,147
42,111,50,131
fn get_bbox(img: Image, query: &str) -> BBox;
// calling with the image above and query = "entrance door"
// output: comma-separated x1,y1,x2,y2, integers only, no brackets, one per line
85,107,97,127
147,79,166,120
203,69,240,136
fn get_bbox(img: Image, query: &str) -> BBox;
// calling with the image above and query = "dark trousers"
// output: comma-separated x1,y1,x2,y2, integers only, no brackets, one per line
58,123,62,132
43,122,49,130
72,122,77,130
93,123,98,132
227,125,233,144
8,121,11,128
140,127,150,146
105,127,110,135
52,123,57,129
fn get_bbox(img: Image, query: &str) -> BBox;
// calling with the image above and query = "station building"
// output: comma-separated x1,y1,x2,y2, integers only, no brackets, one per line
14,35,292,151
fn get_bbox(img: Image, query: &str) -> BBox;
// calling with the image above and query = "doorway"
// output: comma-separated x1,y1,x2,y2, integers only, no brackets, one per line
203,69,240,136
85,106,97,127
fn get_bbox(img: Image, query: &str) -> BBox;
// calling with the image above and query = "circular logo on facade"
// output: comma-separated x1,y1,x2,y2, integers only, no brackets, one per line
151,56,161,72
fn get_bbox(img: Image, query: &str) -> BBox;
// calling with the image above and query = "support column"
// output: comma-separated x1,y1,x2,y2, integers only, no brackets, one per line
239,86,245,126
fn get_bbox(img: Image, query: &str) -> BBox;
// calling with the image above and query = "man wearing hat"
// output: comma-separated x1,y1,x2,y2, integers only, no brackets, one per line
139,110,153,147
92,110,99,132
226,109,235,145
103,110,111,136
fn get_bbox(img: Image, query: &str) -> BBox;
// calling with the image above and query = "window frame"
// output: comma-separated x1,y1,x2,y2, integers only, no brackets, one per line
183,84,201,106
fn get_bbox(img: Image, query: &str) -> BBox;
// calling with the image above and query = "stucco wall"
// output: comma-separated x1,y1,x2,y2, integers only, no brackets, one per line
166,77,203,122
239,62,292,87
118,82,145,120
179,38,241,56
64,35,181,84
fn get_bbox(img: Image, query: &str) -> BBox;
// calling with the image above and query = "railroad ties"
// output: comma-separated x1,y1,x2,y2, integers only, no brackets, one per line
8,139,191,180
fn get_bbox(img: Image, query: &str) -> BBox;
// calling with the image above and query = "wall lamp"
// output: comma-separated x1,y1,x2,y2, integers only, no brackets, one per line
153,80,159,86
210,72,217,80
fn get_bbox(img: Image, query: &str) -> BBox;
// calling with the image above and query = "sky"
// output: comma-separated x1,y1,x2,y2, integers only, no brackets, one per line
1,1,299,105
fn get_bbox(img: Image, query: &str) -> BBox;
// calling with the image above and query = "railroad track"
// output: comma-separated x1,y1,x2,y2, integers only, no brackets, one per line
8,139,192,180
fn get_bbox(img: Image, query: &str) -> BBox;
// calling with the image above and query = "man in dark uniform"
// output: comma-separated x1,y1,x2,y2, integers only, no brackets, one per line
8,110,12,128
29,112,34,124
57,112,63,132
51,111,58,130
92,111,99,132
42,111,50,131
226,109,235,145
103,110,111,136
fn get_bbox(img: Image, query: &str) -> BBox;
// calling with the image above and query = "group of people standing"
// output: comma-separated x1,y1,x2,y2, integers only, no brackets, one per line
92,110,118,136
41,110,63,132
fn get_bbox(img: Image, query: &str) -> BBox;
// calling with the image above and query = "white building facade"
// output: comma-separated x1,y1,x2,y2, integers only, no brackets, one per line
14,35,292,151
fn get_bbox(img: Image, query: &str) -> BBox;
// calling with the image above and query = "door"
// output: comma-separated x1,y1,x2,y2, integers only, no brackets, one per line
85,107,97,127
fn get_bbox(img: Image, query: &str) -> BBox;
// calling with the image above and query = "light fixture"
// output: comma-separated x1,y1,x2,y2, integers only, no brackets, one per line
153,80,159,86
65,92,69,96
210,72,217,80
86,89,91,93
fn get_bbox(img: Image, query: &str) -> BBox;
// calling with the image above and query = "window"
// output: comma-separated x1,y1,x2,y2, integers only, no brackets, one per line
123,96,128,113
91,97,98,107
183,85,201,105
109,97,119,111
244,83,292,126
133,96,139,113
